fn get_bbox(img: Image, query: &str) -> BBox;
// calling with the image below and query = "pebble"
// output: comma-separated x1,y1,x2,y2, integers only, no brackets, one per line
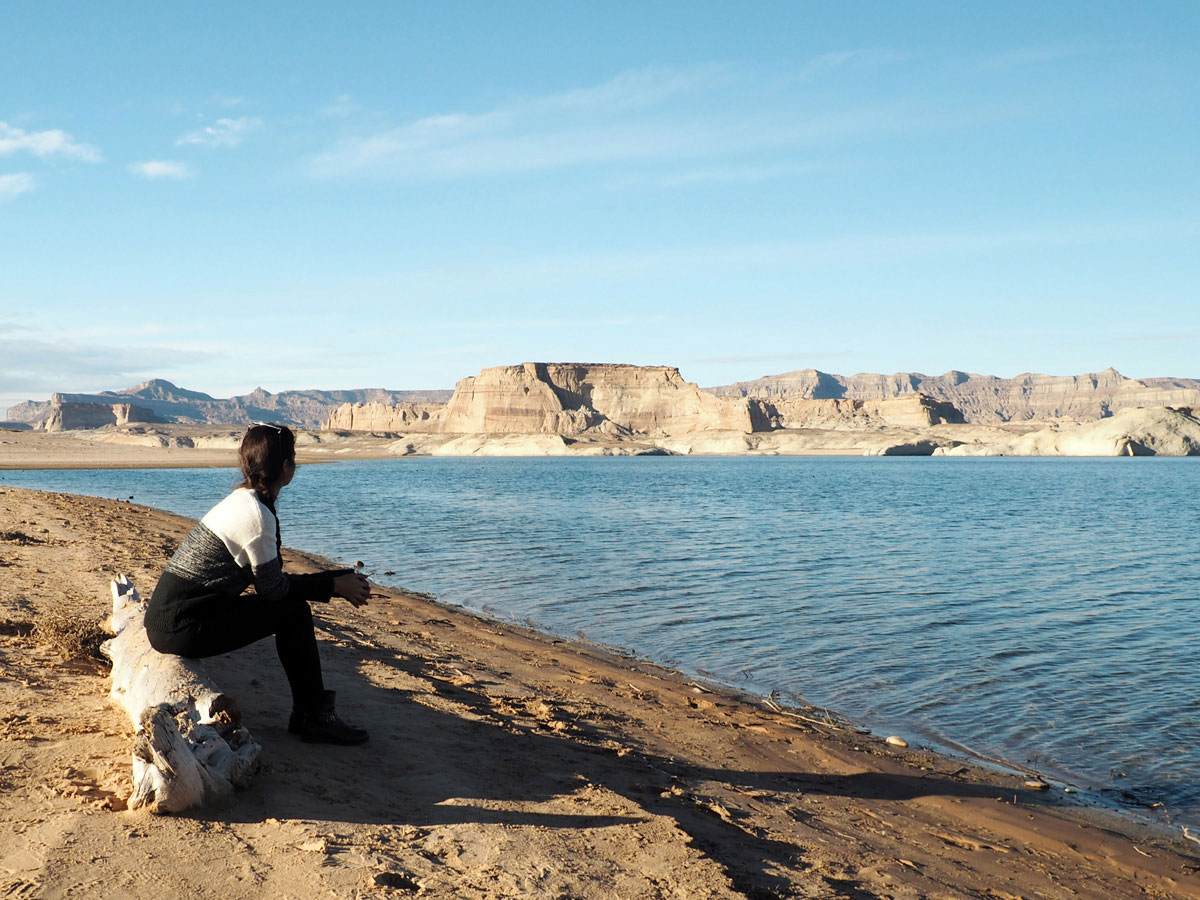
1023,779,1050,791
374,872,420,890
886,735,908,748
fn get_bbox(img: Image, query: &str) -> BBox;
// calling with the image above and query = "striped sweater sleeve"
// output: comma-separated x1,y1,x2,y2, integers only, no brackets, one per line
203,489,335,604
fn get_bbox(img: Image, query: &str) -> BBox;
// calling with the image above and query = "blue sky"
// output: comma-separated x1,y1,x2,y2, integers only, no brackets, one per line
2,2,1197,413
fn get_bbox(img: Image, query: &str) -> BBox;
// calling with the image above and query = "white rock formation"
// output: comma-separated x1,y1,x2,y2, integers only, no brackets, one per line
325,401,445,433
935,407,1200,456
710,367,1200,424
40,401,163,431
438,363,758,435
326,363,760,437
324,363,961,440
760,395,962,430
431,434,578,456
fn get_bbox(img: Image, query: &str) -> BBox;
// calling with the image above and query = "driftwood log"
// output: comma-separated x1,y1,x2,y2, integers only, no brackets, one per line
101,574,261,813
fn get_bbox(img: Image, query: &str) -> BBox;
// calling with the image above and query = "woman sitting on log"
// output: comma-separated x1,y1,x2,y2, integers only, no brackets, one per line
145,423,371,745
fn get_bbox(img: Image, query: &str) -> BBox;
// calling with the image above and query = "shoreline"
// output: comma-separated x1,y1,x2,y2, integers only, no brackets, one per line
2,484,1199,897
459,601,1180,837
8,417,1198,464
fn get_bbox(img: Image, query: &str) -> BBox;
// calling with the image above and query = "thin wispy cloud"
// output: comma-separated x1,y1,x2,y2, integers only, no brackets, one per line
176,116,262,148
0,335,218,395
369,218,1196,303
304,58,948,181
400,314,667,336
462,314,665,331
525,64,731,115
310,115,702,178
0,338,146,391
690,352,854,366
0,172,35,200
797,49,916,79
979,41,1107,71
0,122,102,162
318,94,368,119
1121,333,1200,342
128,160,193,179
305,65,792,179
656,162,819,188
56,322,178,341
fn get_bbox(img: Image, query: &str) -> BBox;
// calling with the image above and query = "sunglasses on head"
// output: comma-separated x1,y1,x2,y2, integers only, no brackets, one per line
250,421,284,433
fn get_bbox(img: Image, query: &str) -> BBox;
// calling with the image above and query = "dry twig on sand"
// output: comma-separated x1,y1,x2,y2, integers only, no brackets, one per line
763,691,853,732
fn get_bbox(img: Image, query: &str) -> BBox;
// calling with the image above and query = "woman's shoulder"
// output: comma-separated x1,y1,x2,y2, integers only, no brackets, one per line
202,487,276,533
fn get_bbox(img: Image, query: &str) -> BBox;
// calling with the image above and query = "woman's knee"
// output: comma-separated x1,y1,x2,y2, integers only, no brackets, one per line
275,599,315,634
145,627,174,654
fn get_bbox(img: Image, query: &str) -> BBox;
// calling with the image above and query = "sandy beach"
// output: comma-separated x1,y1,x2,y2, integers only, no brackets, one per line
2,464,1200,897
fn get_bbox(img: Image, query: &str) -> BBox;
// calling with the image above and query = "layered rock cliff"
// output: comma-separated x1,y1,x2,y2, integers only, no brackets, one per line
708,367,1200,423
41,402,163,432
937,406,1200,456
439,363,761,435
756,395,964,430
324,364,963,437
326,363,761,436
325,402,445,433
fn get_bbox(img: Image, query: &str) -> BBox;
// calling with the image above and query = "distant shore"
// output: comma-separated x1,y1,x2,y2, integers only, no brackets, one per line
2,483,1199,897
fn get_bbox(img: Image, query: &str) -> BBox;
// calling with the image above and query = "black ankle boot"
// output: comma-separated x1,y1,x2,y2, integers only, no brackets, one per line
294,690,369,745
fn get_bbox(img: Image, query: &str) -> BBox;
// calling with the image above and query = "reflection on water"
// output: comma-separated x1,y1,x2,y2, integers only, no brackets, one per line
5,456,1198,819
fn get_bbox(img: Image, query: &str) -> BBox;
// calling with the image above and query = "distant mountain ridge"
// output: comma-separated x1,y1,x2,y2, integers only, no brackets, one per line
705,367,1200,423
6,379,453,429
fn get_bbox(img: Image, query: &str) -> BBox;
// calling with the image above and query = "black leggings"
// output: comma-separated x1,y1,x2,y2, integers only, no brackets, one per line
146,595,324,711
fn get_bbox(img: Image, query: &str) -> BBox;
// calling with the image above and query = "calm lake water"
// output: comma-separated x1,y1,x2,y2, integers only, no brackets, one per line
4,457,1198,822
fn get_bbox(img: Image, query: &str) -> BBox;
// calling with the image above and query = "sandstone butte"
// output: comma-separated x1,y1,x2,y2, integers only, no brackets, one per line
40,401,164,431
324,362,962,438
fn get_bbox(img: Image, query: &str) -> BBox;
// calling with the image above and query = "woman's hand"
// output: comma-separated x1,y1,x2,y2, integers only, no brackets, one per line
332,572,371,607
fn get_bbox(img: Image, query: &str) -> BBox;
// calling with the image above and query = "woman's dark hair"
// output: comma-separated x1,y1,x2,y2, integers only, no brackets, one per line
239,423,296,503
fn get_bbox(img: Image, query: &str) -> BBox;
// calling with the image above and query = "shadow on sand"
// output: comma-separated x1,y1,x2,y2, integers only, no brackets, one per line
186,615,1043,899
